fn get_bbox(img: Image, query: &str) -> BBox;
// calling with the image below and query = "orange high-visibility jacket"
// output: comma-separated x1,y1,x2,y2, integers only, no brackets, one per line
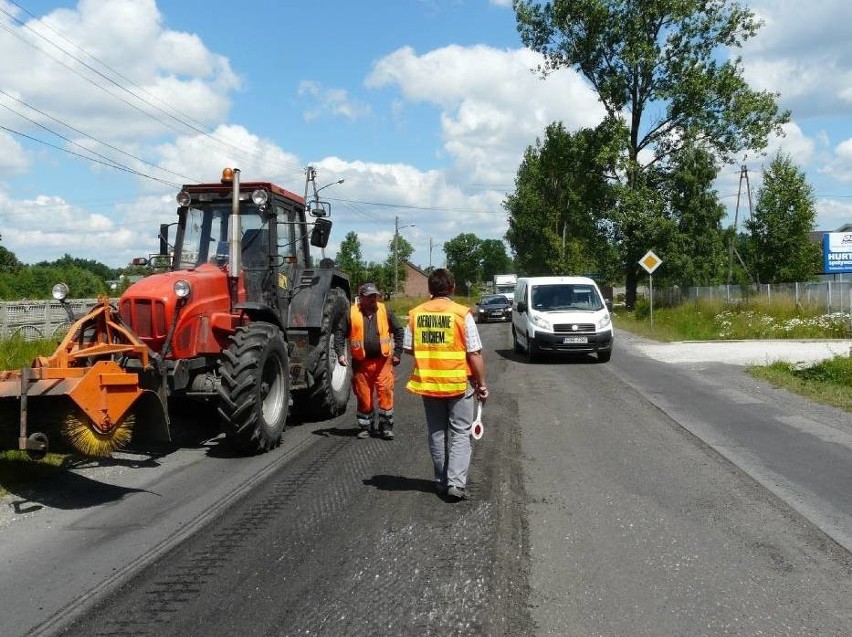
406,297,471,398
349,303,393,360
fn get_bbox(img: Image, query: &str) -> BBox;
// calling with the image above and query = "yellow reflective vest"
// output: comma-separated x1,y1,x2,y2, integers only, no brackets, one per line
406,297,471,398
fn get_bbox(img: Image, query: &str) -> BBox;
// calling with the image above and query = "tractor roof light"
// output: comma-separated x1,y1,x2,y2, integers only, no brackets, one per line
173,279,191,299
252,189,269,207
176,190,191,206
52,283,69,301
221,167,234,183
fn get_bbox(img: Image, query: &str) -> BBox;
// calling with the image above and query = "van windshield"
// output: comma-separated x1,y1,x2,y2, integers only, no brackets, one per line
531,284,603,311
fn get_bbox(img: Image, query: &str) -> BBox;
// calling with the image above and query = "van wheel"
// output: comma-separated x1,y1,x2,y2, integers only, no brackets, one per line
525,338,538,363
512,328,523,354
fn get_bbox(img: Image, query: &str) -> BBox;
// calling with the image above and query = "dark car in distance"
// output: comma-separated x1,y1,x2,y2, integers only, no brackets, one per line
474,294,512,323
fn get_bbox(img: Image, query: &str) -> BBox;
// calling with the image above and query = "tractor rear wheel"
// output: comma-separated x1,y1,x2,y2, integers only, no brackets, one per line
298,287,352,420
218,322,290,454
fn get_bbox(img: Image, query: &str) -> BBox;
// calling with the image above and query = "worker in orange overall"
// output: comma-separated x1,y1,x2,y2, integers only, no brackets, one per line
335,282,404,439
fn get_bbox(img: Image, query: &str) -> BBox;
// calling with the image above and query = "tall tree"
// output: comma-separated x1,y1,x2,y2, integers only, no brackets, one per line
745,153,821,284
444,234,483,295
386,235,414,296
479,239,514,282
661,143,728,288
505,120,621,277
514,0,789,306
335,231,365,289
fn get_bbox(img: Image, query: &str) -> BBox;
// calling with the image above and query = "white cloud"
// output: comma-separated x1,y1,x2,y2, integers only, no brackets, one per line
298,81,372,122
366,44,604,187
0,131,30,174
742,0,852,117
0,0,240,143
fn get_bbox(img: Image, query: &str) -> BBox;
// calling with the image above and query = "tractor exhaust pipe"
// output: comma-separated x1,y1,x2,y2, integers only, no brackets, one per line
228,168,241,307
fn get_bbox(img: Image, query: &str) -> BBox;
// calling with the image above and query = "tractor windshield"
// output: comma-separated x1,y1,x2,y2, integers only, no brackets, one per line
177,199,306,272
178,204,268,270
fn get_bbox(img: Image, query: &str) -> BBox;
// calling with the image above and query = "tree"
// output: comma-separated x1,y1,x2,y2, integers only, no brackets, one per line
505,120,621,278
660,143,728,288
335,231,365,289
479,239,514,283
745,153,821,284
514,0,790,306
444,234,483,295
386,235,413,296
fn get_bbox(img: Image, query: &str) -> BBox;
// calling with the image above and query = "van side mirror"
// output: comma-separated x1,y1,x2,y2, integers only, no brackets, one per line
605,299,613,311
517,301,527,313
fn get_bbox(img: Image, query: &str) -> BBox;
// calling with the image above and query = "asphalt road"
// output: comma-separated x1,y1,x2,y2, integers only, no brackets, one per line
0,326,849,636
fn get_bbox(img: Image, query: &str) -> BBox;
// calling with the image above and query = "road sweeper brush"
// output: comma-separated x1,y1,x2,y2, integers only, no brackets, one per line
0,295,167,458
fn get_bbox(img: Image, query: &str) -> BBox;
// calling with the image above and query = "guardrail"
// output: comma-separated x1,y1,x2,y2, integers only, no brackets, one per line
0,299,98,341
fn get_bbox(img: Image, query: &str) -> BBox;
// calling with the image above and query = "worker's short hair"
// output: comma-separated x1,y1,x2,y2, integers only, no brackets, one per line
428,268,455,297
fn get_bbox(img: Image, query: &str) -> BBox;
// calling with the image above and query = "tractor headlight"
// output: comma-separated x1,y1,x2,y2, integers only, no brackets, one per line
251,189,269,207
52,283,69,301
176,190,191,206
173,279,191,299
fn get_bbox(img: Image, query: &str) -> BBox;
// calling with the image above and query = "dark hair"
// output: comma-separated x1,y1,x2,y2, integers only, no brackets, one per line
428,268,455,297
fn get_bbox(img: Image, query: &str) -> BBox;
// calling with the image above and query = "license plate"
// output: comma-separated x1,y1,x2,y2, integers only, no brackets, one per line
490,312,503,317
563,336,588,344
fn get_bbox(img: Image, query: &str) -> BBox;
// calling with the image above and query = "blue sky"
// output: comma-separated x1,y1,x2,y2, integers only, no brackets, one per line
1,0,851,271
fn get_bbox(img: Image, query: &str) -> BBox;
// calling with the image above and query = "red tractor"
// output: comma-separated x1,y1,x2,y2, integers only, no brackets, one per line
1,168,353,457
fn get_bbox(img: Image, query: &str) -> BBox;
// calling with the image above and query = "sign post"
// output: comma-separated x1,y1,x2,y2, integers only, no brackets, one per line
639,250,663,328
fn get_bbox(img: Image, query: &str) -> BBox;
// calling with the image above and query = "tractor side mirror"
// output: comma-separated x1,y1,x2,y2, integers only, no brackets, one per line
310,218,332,248
309,201,332,218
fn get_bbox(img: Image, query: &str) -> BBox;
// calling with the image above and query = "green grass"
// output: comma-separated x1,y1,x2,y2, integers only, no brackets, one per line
614,297,851,412
0,335,58,370
0,335,71,495
0,451,68,497
750,356,852,412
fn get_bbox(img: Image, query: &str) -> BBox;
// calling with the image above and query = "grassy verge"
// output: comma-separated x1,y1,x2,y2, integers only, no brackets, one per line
614,297,851,412
0,451,68,497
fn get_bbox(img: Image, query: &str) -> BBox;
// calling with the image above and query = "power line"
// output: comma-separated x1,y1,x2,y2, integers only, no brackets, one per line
0,3,303,177
0,89,201,184
0,124,182,187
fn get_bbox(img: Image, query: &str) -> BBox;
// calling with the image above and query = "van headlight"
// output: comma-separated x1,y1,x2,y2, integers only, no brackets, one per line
598,313,611,329
530,313,552,331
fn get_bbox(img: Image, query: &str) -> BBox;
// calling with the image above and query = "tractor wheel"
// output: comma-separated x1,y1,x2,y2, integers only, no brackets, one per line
298,287,352,420
218,322,290,454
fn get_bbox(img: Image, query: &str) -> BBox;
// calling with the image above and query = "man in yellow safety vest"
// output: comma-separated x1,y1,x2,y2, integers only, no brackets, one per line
404,269,488,501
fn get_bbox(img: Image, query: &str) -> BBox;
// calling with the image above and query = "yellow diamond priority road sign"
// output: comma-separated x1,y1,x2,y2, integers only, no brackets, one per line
639,250,662,274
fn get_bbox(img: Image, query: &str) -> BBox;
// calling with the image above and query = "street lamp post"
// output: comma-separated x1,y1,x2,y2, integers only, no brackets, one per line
394,215,415,296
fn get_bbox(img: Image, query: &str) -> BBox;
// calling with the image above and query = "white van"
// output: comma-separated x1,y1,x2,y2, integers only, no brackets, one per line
511,276,613,363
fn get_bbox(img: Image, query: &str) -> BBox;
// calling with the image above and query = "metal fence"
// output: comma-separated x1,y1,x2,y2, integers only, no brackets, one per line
0,299,98,341
651,281,852,315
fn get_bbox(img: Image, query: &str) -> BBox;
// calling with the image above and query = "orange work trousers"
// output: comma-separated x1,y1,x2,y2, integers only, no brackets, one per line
352,356,395,415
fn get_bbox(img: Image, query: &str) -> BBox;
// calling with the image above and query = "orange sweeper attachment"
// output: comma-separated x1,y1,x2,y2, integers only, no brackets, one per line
0,295,168,458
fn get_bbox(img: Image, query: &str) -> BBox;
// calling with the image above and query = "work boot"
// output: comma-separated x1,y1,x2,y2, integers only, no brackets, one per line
378,410,394,441
356,412,373,439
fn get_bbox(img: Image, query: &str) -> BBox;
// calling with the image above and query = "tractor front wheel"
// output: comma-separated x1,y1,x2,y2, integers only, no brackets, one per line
218,322,290,454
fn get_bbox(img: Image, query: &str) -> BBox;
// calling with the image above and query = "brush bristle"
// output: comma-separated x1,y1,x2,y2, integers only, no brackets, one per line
61,410,134,457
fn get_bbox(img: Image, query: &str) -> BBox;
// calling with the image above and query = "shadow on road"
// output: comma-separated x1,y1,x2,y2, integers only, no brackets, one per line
363,474,435,494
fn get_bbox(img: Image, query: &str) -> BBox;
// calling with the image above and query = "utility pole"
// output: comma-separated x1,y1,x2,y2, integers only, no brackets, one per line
394,216,399,297
727,165,756,285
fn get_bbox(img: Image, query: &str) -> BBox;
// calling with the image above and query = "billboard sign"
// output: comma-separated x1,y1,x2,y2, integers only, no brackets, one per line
823,232,852,274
